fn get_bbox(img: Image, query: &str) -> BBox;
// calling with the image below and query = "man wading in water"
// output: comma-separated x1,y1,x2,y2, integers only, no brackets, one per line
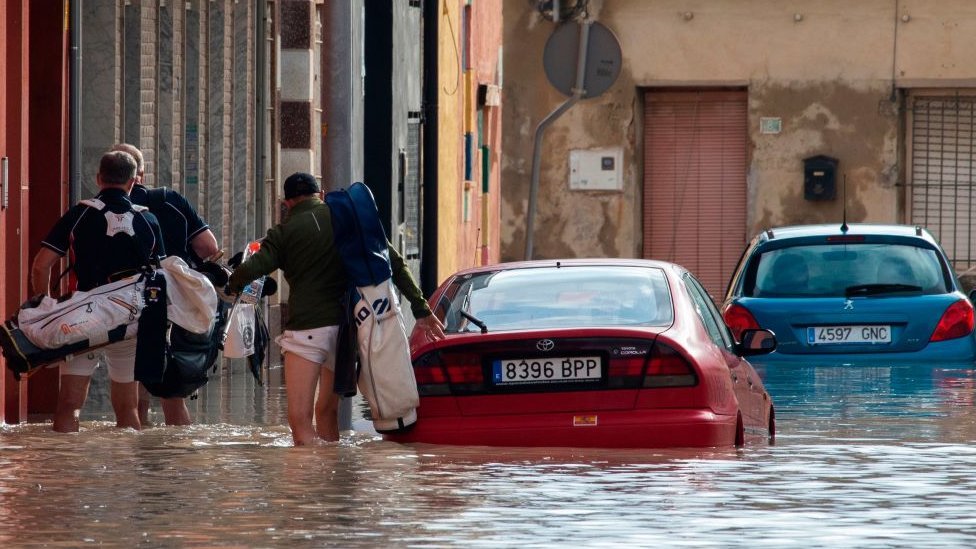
227,173,444,445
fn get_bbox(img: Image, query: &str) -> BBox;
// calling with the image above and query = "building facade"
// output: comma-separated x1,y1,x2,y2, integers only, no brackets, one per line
502,0,976,298
1,0,503,424
433,0,504,285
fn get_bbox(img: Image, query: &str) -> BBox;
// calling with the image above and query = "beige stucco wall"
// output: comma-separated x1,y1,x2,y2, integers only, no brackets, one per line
502,0,976,262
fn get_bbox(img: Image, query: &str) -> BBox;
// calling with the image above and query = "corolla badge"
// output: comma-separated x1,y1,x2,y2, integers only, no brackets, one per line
536,339,555,351
843,299,854,310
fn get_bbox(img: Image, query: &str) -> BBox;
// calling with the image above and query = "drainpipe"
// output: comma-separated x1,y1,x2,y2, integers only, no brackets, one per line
421,0,439,295
524,20,589,260
69,0,82,203
254,0,266,234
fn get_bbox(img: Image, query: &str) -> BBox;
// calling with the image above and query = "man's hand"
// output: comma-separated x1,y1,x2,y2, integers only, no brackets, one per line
415,314,446,340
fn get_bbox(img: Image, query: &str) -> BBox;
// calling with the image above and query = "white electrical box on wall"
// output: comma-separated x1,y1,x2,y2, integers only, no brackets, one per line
569,147,623,191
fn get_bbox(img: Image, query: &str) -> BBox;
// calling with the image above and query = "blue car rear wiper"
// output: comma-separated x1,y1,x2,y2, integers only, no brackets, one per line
845,283,923,297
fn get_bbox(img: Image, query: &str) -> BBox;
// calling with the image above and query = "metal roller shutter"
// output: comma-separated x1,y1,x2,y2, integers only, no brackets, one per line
908,94,976,271
642,90,748,300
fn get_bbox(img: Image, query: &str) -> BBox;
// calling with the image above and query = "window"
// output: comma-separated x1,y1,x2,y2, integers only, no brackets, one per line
685,274,734,350
746,243,949,298
908,94,976,270
441,266,675,332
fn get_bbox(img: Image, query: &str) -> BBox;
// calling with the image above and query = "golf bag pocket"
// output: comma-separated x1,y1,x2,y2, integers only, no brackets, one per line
18,275,144,349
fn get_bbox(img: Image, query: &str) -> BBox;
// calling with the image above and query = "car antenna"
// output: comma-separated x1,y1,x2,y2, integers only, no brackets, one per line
840,173,849,233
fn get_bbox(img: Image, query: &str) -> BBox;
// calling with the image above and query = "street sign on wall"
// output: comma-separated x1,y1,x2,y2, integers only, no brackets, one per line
543,21,622,99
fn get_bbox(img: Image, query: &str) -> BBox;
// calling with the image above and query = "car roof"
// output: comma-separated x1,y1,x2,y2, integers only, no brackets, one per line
445,258,682,278
757,223,938,244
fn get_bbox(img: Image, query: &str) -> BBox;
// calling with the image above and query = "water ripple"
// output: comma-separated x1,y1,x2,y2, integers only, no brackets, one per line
3,363,976,546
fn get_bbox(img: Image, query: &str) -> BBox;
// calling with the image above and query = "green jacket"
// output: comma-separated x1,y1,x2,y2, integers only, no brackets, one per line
228,196,430,330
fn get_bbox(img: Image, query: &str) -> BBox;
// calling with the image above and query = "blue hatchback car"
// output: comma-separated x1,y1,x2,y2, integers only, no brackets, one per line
721,223,976,366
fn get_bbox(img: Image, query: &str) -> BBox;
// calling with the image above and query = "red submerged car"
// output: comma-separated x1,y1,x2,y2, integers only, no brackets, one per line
384,259,777,449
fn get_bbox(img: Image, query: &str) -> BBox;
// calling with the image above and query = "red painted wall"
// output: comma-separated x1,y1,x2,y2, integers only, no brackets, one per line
27,0,70,417
0,0,67,423
1,0,31,423
0,0,7,424
471,0,503,266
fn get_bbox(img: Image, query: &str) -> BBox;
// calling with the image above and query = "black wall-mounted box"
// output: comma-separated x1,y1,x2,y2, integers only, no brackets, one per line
803,155,838,201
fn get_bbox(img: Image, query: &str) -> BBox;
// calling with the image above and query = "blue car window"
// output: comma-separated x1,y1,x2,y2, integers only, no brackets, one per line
748,243,949,297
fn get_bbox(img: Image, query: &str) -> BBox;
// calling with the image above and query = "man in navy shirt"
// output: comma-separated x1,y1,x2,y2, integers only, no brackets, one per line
30,150,166,432
112,143,220,426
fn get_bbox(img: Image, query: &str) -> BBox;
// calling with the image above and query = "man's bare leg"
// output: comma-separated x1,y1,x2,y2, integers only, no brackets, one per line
53,374,92,433
138,384,153,425
160,397,192,425
110,380,142,430
284,352,322,446
315,366,339,442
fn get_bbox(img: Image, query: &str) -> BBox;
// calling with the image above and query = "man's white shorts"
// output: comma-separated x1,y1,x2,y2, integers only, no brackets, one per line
61,338,138,383
276,325,339,369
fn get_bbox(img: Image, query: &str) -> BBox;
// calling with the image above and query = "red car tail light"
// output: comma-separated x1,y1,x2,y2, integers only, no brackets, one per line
608,356,646,378
643,342,696,388
607,355,647,388
723,303,760,342
414,351,485,396
930,299,976,342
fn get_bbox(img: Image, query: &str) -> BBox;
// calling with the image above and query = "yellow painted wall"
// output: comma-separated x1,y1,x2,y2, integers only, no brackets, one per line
437,0,466,284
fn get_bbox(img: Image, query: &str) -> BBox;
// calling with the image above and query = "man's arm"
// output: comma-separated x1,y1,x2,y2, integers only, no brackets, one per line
227,232,281,294
163,189,216,261
190,229,220,261
30,247,62,297
387,244,445,339
388,244,429,316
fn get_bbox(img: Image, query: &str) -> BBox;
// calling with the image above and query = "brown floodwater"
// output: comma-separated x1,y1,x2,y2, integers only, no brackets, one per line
3,363,976,547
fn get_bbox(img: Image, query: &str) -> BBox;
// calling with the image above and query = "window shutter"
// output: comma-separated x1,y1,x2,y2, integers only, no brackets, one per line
643,90,748,299
909,95,976,270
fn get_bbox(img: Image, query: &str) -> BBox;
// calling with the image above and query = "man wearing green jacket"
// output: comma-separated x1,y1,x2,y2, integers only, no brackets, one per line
227,173,444,446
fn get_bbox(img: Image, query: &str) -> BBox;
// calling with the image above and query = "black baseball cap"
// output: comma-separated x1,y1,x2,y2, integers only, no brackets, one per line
283,172,321,199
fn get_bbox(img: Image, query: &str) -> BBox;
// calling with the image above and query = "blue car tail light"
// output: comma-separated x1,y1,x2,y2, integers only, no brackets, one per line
722,303,760,342
930,299,975,342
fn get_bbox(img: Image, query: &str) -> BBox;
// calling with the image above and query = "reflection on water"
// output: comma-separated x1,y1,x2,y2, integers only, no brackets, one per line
2,363,976,547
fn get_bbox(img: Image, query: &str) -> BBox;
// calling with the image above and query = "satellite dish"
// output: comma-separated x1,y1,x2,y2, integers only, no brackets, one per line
543,21,622,98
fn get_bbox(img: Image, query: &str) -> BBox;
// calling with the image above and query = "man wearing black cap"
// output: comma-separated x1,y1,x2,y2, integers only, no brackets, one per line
112,143,220,426
227,172,444,446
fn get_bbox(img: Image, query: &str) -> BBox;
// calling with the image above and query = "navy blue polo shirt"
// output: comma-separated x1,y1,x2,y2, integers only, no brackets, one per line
130,184,210,264
41,187,165,291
